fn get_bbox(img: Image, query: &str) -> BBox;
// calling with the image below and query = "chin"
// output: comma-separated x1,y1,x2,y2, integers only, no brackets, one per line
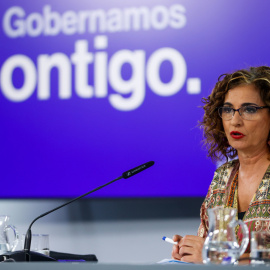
228,142,246,151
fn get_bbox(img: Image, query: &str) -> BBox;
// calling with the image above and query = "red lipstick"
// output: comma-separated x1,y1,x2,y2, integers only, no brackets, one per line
230,131,245,139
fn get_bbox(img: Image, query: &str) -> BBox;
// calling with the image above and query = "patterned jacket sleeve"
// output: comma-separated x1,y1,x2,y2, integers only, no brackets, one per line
197,160,238,239
197,166,223,238
197,184,212,238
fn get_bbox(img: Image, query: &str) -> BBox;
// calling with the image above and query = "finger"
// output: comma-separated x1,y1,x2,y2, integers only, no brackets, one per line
179,236,204,248
181,254,203,264
179,246,194,257
179,238,193,248
182,235,204,242
172,235,182,242
172,252,182,261
171,246,182,260
181,255,194,263
171,243,179,256
172,243,179,254
179,238,201,248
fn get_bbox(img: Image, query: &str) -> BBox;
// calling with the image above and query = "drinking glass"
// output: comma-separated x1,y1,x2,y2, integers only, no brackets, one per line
251,231,270,265
21,234,50,256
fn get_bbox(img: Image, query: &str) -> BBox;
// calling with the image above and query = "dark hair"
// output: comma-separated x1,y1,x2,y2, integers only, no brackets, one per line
200,66,270,161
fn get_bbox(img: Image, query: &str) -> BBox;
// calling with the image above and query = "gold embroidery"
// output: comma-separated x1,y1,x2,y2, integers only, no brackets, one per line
227,171,238,208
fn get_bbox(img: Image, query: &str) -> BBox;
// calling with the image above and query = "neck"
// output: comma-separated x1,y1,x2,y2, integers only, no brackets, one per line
238,147,270,171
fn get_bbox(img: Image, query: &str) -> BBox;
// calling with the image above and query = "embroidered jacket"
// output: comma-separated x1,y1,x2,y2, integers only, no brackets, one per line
197,159,270,251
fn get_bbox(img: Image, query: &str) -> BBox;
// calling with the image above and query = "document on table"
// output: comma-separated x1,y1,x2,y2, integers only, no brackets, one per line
157,259,191,264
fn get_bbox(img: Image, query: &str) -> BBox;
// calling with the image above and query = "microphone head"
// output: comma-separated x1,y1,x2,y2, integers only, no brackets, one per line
122,161,154,179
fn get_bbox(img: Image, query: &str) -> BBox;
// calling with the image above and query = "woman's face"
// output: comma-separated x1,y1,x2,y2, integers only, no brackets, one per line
222,84,270,156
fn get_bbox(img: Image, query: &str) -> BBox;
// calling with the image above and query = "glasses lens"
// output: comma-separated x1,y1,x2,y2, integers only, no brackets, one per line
240,106,258,120
219,107,233,120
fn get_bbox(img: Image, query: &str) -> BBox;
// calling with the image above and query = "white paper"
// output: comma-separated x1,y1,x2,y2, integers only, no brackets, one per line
157,258,191,264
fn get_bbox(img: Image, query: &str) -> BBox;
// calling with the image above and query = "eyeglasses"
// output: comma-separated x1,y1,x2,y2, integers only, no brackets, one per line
217,105,270,121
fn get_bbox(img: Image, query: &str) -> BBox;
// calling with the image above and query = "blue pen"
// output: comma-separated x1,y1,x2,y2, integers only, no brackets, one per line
162,236,178,245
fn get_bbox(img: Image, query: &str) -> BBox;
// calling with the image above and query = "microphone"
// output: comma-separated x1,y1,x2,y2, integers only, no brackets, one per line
1,161,154,262
122,161,154,179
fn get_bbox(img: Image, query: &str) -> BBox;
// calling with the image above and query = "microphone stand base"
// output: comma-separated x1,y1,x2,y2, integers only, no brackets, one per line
0,251,56,262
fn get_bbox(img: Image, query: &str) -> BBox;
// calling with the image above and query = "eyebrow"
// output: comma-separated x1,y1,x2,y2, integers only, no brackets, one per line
223,102,259,107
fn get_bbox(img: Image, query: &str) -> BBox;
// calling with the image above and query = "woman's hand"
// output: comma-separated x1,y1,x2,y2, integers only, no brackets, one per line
171,235,205,264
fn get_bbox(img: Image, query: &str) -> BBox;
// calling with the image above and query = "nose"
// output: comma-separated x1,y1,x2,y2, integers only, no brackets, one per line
230,110,243,126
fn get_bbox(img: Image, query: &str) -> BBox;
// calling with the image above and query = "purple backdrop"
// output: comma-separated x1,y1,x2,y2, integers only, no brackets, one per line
0,0,269,198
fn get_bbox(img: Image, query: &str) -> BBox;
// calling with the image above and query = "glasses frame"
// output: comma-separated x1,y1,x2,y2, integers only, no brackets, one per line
217,105,270,120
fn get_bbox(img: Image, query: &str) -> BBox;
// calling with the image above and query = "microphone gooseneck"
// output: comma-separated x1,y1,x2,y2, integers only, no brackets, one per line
23,161,154,261
23,175,122,259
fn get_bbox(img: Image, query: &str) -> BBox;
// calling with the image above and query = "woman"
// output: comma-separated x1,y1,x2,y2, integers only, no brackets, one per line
172,66,270,263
